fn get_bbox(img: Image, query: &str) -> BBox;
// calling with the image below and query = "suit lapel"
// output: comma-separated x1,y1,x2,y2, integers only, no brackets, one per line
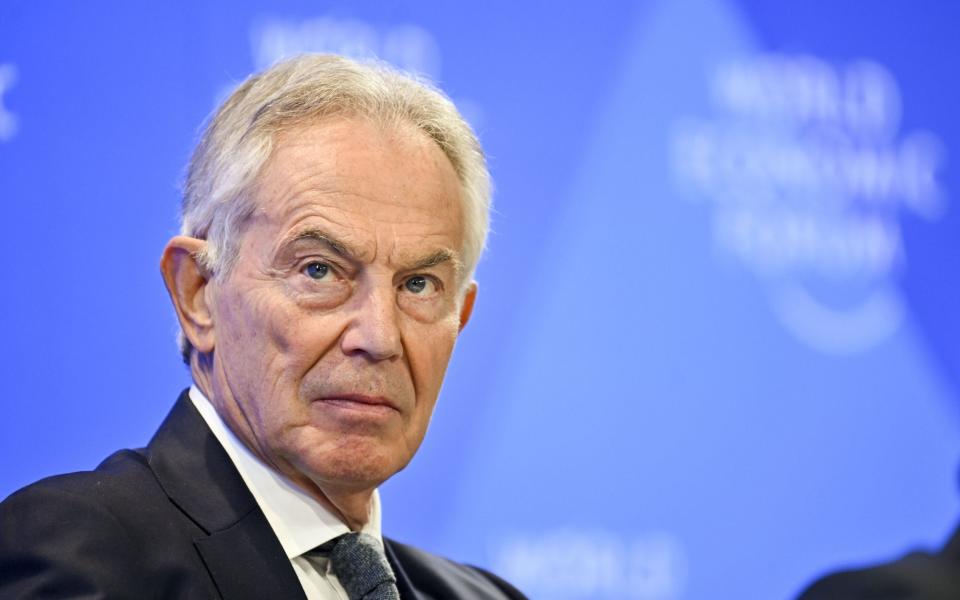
146,391,306,600
194,509,306,600
385,538,424,600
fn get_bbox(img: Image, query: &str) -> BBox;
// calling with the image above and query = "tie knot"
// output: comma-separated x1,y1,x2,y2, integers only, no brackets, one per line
328,532,400,600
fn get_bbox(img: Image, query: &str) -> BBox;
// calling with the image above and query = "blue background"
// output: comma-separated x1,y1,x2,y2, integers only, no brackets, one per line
2,2,959,598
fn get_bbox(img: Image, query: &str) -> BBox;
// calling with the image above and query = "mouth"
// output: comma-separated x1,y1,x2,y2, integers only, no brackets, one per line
314,394,401,415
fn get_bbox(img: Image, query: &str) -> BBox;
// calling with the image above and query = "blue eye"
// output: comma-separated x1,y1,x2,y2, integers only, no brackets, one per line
304,262,330,280
405,276,428,294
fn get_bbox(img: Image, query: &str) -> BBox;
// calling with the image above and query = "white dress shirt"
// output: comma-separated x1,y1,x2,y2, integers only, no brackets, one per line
189,386,384,600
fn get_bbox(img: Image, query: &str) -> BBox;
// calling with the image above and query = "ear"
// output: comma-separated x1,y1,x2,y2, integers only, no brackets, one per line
160,236,216,354
458,281,478,333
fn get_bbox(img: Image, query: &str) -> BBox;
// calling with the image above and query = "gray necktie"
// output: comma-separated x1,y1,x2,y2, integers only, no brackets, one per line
328,532,401,600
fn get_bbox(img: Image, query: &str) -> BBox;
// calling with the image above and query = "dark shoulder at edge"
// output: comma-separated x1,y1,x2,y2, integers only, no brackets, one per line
1,448,154,508
386,537,529,599
796,550,960,600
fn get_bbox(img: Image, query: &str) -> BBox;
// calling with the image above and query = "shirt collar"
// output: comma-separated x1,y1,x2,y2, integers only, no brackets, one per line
188,385,383,559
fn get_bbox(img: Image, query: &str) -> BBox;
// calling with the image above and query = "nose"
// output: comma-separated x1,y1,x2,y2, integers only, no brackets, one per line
339,284,403,361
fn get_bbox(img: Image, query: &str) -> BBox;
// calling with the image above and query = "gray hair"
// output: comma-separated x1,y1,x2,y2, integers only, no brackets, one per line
178,54,491,361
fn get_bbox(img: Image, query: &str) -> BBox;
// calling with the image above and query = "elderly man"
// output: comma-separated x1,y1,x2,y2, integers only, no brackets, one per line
0,54,524,600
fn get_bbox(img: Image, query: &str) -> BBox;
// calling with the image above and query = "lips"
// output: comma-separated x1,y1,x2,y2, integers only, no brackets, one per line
314,394,400,414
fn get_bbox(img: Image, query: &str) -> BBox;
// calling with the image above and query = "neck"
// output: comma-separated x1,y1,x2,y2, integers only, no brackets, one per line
285,470,375,531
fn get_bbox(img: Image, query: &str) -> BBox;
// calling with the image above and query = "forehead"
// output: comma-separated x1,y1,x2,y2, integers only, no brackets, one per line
247,116,465,262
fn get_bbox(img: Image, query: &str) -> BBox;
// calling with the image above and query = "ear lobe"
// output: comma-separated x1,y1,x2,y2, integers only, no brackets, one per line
458,282,478,333
160,236,216,354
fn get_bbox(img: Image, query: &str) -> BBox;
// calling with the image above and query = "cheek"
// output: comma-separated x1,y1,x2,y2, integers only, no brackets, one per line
275,311,349,377
408,317,461,400
225,287,328,360
215,288,317,406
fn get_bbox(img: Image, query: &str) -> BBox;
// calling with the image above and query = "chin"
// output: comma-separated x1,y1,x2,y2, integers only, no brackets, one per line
295,439,411,492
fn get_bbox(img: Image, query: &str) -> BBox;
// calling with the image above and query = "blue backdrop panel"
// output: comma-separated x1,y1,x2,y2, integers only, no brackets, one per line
2,1,958,598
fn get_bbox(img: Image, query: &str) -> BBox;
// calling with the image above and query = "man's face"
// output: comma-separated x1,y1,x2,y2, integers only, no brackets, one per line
204,116,473,498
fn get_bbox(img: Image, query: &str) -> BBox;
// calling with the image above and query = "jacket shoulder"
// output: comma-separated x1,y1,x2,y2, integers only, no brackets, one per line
6,448,154,500
0,450,158,597
385,538,528,599
1,448,174,539
797,551,960,600
0,449,208,599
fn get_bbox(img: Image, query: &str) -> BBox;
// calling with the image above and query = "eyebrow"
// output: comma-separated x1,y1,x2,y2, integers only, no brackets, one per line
285,227,463,273
412,248,454,269
286,228,356,261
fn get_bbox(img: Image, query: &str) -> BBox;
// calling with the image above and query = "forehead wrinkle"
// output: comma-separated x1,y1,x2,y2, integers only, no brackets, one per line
268,135,408,213
259,172,343,222
257,184,379,261
260,187,463,273
253,121,466,278
257,140,323,196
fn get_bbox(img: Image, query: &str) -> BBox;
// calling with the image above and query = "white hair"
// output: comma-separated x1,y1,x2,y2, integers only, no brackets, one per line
178,54,491,361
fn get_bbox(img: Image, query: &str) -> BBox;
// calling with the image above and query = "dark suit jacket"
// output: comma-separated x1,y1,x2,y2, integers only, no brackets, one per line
796,525,960,600
0,391,526,600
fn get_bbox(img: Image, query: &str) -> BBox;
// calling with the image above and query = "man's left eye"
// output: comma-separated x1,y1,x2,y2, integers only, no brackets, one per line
404,276,434,294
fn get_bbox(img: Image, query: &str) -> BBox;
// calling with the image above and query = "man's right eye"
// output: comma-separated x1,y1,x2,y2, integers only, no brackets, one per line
304,262,330,280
